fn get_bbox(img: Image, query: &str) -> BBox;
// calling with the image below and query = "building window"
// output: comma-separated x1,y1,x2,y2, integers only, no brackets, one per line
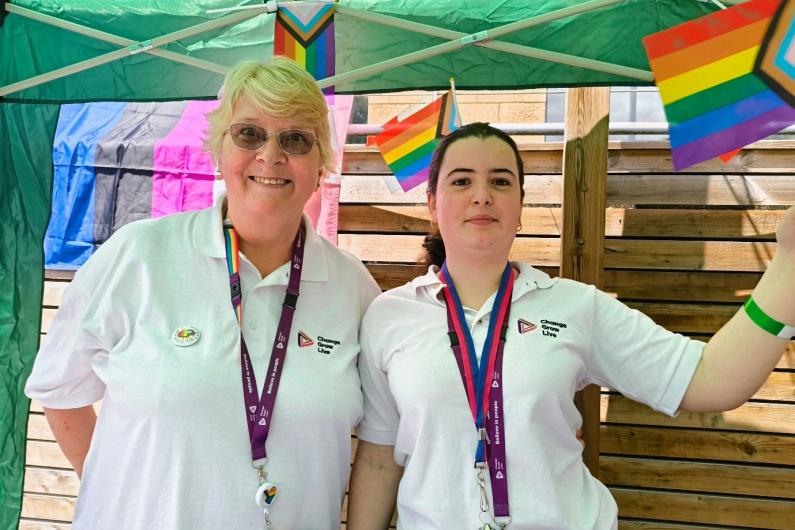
545,86,667,142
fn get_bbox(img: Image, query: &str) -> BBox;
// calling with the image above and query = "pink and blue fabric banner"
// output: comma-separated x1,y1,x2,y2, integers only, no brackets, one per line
45,97,352,269
45,101,218,269
152,101,219,218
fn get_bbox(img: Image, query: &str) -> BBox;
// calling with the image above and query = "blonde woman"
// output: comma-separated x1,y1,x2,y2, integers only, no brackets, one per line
26,58,380,530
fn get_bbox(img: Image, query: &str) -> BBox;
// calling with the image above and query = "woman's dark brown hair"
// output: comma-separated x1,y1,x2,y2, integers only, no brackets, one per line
420,122,525,268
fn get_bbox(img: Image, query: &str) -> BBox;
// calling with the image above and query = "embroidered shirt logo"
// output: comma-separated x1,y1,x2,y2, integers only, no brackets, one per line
298,330,315,348
172,326,200,347
316,336,341,355
297,331,340,354
517,319,537,334
540,319,568,338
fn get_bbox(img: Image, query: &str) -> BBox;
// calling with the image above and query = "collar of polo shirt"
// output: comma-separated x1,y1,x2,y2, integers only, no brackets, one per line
191,193,329,282
414,262,557,304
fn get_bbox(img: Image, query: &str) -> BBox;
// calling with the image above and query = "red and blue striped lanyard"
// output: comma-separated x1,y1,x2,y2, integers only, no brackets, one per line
439,263,513,522
223,224,304,465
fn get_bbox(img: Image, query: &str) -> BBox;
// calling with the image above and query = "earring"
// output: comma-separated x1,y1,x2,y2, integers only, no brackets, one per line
214,163,222,178
517,222,523,232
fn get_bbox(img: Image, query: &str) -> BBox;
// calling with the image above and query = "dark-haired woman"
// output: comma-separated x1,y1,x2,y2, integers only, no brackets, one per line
347,122,795,529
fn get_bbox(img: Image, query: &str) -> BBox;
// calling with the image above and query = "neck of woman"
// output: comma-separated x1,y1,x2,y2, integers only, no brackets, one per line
443,253,511,311
239,231,297,278
225,202,303,278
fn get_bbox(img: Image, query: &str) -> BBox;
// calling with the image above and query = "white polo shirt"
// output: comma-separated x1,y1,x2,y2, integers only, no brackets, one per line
26,197,381,530
357,263,704,530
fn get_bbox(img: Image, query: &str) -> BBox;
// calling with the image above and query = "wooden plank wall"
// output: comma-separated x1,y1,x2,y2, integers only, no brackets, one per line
24,141,795,529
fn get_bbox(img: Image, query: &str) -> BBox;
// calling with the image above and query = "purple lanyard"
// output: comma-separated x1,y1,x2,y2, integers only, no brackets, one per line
439,263,513,519
223,224,305,463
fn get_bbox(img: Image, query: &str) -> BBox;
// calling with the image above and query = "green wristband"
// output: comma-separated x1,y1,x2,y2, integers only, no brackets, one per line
743,297,795,339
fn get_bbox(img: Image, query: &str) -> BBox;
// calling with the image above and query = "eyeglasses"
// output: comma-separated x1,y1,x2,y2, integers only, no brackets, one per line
225,123,318,156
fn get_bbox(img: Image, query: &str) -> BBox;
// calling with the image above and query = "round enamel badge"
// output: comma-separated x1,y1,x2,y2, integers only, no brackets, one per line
172,327,200,347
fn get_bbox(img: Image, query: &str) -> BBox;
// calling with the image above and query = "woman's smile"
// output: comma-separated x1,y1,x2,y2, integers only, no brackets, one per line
248,175,291,186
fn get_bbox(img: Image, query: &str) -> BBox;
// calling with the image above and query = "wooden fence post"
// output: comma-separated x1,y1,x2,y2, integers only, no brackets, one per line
561,87,610,477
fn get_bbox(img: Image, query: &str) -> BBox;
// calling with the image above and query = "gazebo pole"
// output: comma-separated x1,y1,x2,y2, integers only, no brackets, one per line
561,87,610,477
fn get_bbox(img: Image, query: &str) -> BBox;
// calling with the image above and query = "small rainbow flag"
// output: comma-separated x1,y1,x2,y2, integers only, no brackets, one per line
644,0,795,171
274,1,335,89
374,90,462,193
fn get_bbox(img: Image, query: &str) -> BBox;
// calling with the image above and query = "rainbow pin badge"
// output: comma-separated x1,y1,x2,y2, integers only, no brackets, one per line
172,326,201,347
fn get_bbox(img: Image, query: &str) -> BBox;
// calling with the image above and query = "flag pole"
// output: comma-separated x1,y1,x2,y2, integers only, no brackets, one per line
449,76,458,108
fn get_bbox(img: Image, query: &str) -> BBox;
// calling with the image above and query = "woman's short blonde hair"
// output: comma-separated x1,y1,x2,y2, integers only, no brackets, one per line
205,58,334,172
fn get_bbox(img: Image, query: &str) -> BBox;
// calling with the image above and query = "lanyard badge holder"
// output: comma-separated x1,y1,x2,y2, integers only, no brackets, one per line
440,263,513,530
224,223,304,529
254,465,279,528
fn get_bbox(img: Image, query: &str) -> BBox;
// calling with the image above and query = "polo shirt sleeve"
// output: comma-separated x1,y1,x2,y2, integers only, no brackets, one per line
584,287,705,416
357,270,383,319
25,278,108,409
24,224,137,409
356,314,400,446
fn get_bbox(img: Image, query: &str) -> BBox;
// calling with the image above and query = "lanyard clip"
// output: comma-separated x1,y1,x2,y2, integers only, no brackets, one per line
283,290,298,309
479,427,490,443
475,465,489,514
253,457,268,484
230,273,242,299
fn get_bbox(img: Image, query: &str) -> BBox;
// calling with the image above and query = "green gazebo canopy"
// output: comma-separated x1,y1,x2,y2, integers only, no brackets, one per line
1,0,715,102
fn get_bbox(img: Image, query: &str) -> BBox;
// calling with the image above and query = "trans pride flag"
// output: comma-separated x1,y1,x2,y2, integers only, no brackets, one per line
374,90,462,193
644,0,795,171
274,1,335,89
